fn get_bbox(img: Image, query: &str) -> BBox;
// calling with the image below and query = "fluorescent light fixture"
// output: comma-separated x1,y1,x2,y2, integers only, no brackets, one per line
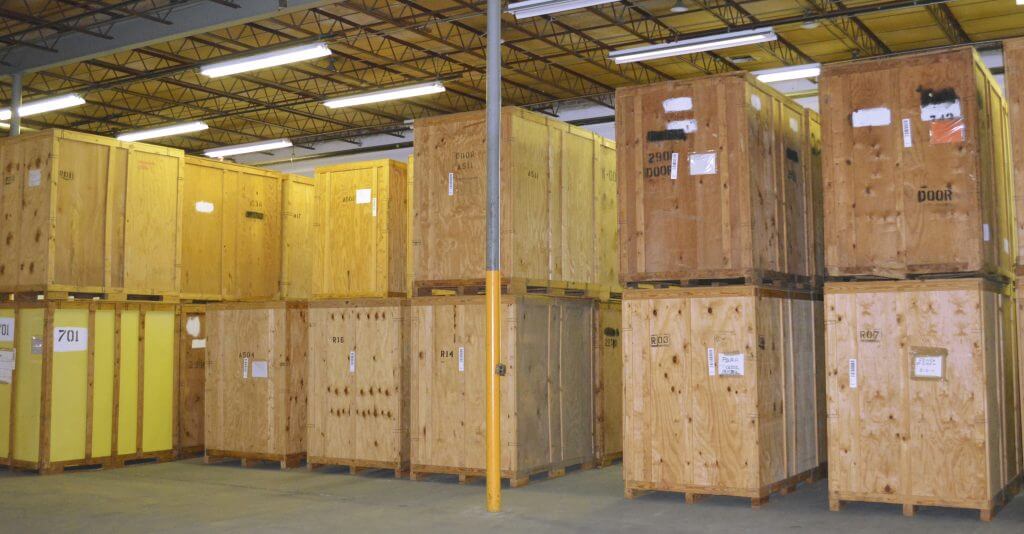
0,93,86,121
323,81,446,109
117,121,208,142
204,138,293,158
506,0,616,19
200,42,332,78
754,63,821,83
610,28,777,64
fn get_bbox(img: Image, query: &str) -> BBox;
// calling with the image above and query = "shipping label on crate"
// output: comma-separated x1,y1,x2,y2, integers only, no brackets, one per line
53,327,87,353
191,338,206,349
0,349,14,384
910,347,947,380
458,347,465,372
0,317,13,342
251,360,269,379
349,351,356,373
851,107,891,128
688,152,717,176
242,356,250,378
27,168,42,188
706,347,716,376
31,336,42,355
848,359,858,389
717,353,744,377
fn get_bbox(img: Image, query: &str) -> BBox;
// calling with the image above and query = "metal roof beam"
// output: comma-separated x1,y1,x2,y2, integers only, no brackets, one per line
926,4,970,45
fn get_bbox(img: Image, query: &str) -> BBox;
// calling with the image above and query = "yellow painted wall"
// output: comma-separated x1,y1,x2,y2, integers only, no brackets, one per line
142,310,174,453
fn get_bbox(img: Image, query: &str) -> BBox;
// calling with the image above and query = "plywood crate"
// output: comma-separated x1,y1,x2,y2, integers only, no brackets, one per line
181,156,282,301
281,173,315,300
622,285,826,506
410,294,595,485
616,72,822,287
0,301,178,474
827,279,1022,520
307,299,409,476
594,300,623,467
412,107,617,295
821,47,1015,280
313,160,407,298
0,129,183,299
177,304,206,458
1006,37,1024,266
204,301,307,468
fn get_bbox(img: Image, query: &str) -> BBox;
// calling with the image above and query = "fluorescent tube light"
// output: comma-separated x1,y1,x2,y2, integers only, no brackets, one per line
323,81,446,109
754,63,821,83
204,138,293,158
0,93,86,121
610,28,777,64
117,121,208,142
200,42,332,78
506,0,617,19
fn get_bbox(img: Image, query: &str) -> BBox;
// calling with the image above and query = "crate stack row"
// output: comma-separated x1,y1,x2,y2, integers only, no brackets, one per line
616,71,828,507
819,46,1022,521
1007,38,1024,493
201,107,625,484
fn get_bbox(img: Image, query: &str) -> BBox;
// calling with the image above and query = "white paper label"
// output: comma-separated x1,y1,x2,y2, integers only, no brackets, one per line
851,107,891,128
901,119,913,148
718,353,744,376
920,99,962,121
983,223,991,242
789,117,800,133
31,336,42,355
750,94,762,111
0,317,13,342
28,168,41,187
191,338,206,349
1004,238,1010,253
349,351,356,373
706,347,716,376
0,349,15,383
371,197,377,217
0,370,10,384
448,173,455,196
913,355,943,379
670,153,680,180
848,359,858,389
689,152,717,176
53,327,87,352
242,357,250,379
185,315,202,337
458,347,465,372
666,119,698,134
355,188,372,204
251,360,268,379
194,201,215,213
662,97,693,113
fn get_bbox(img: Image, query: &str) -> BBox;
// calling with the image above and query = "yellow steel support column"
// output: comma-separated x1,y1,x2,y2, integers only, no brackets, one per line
485,269,501,512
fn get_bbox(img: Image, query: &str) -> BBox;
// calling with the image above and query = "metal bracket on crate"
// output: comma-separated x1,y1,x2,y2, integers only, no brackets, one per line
495,363,507,376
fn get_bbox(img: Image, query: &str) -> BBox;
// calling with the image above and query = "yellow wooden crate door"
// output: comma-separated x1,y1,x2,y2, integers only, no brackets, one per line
91,310,116,458
142,309,174,453
118,310,140,455
49,308,89,463
0,308,15,459
326,165,380,295
12,308,43,462
124,149,180,294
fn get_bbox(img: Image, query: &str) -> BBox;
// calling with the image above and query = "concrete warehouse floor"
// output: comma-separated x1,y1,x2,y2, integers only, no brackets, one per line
1,459,1022,533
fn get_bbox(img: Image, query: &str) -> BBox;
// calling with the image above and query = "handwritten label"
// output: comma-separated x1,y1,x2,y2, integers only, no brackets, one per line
53,327,87,352
912,355,943,379
0,317,13,342
718,353,744,376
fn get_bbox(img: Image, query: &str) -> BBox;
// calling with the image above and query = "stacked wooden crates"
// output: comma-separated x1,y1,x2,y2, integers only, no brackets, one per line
820,46,1021,520
0,130,184,473
408,107,621,484
1006,37,1024,468
617,72,827,506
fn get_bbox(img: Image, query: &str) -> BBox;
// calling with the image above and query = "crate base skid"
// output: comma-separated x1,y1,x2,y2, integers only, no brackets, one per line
112,450,176,468
624,464,826,509
175,446,204,460
0,288,180,303
307,457,407,478
624,269,818,291
413,277,611,298
595,451,622,468
828,474,1021,522
204,450,304,469
409,458,594,488
4,456,114,475
825,269,1012,284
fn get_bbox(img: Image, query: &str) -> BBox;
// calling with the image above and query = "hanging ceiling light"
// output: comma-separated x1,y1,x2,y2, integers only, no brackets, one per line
754,63,822,83
506,0,618,19
609,28,777,64
323,81,446,109
204,138,293,158
670,0,688,13
0,93,86,121
117,121,209,142
200,42,332,78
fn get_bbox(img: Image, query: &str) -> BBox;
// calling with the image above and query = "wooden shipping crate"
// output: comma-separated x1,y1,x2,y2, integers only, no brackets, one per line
181,157,283,301
827,279,1022,520
0,129,183,298
1006,37,1024,266
821,47,1015,279
313,160,407,298
412,107,617,294
177,304,206,458
0,301,178,474
622,285,826,506
281,173,315,300
204,301,308,468
616,72,822,286
307,299,409,476
409,295,595,485
594,300,623,467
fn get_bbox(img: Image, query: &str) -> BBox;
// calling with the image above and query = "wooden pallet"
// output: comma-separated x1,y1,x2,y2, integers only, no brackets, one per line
174,446,205,460
0,289,180,303
5,457,114,476
204,450,304,470
625,270,818,291
825,269,1012,284
829,474,1021,522
624,464,826,509
413,278,595,298
409,459,594,488
307,457,407,478
112,450,176,468
595,452,622,469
